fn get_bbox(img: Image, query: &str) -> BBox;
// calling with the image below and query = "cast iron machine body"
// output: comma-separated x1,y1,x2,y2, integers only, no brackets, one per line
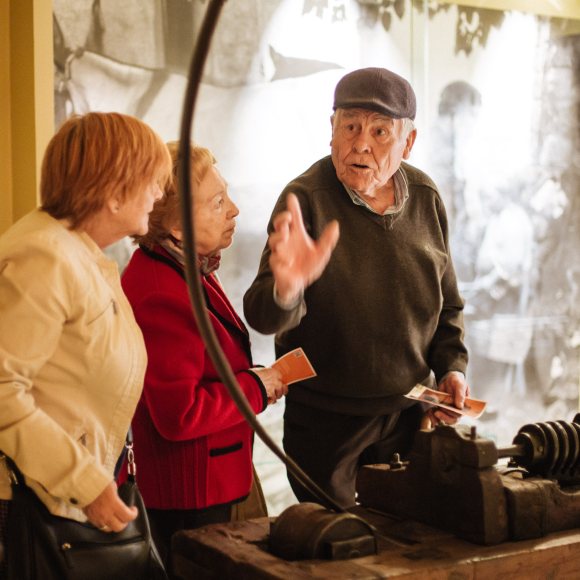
356,415,580,545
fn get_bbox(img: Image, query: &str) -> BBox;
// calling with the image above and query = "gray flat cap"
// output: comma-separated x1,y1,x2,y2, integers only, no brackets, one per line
333,67,416,120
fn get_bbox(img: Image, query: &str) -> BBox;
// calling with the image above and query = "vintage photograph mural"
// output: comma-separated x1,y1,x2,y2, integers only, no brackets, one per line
52,0,580,513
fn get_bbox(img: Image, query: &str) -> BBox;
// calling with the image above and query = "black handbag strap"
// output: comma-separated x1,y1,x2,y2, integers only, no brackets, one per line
1,453,23,486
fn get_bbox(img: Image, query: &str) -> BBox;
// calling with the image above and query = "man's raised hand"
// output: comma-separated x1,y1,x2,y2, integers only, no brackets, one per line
269,193,340,305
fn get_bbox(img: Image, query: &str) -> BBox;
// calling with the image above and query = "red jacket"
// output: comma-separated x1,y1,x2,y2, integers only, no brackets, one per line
121,246,267,509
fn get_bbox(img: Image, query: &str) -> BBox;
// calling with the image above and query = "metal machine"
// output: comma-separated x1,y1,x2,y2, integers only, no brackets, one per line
266,414,580,561
357,414,580,545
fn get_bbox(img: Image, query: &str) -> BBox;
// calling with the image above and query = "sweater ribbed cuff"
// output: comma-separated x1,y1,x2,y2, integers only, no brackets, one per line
272,282,303,311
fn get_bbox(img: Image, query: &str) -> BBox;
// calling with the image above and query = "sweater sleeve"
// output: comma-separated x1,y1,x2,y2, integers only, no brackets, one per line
0,246,111,507
133,289,267,441
427,196,469,380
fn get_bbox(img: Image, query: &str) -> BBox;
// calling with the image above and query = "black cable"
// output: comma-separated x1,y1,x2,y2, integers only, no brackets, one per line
177,0,345,514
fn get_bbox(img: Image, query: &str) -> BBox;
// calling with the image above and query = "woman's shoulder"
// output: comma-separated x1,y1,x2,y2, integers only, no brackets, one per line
0,209,93,272
1,209,68,250
124,246,184,277
122,246,189,303
0,210,109,308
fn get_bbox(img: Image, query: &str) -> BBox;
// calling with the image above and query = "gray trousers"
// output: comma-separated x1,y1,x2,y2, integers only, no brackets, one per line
283,400,423,508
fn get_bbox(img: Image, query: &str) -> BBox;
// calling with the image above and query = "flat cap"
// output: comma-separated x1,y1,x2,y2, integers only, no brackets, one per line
333,67,416,120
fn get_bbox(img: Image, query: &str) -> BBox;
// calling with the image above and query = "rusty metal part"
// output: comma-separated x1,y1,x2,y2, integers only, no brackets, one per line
269,503,377,560
358,424,507,545
557,420,579,474
499,416,580,483
357,418,580,545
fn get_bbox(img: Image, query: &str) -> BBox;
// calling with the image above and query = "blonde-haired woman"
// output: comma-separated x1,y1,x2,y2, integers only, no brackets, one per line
122,142,287,568
0,112,171,578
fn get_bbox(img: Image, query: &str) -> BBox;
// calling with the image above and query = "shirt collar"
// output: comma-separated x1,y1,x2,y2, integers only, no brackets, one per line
344,168,409,216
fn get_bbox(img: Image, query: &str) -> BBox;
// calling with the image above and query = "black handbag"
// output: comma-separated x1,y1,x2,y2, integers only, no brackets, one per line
2,435,167,580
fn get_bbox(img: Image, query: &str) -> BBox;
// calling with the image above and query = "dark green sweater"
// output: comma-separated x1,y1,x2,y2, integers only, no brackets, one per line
243,156,468,415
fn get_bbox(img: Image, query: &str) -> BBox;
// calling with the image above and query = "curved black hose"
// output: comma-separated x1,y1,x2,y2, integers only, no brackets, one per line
177,0,345,514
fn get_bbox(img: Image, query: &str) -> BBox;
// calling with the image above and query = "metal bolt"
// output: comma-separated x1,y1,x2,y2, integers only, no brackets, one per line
390,453,403,469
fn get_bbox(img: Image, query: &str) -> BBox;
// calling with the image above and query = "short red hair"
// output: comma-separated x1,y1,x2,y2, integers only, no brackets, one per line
41,112,172,228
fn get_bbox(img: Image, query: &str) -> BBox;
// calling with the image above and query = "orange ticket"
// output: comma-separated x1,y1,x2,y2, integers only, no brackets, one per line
405,385,487,419
272,348,317,385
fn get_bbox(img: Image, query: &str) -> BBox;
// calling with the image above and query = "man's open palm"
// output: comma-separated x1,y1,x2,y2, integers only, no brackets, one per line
269,193,340,303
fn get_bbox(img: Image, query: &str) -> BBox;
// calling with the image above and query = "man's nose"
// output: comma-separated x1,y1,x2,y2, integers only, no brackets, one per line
352,131,371,153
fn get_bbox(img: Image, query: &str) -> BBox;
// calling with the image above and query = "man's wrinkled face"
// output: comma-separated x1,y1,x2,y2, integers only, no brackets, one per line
330,108,415,197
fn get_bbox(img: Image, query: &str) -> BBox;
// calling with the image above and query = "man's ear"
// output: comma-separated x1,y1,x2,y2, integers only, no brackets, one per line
403,128,417,160
329,114,336,146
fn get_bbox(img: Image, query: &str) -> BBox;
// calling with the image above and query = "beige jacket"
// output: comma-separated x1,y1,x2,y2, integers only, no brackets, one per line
0,210,146,522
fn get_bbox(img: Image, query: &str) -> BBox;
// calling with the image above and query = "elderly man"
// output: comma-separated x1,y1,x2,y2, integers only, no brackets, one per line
244,67,470,507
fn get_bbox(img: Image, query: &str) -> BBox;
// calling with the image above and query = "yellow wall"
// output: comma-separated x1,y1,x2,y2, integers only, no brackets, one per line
0,1,12,234
0,0,53,235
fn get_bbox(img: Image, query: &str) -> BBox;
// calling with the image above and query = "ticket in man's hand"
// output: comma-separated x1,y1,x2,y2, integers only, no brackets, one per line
405,385,487,419
272,348,317,385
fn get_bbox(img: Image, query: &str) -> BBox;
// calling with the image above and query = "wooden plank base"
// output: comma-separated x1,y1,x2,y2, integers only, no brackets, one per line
172,507,580,579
